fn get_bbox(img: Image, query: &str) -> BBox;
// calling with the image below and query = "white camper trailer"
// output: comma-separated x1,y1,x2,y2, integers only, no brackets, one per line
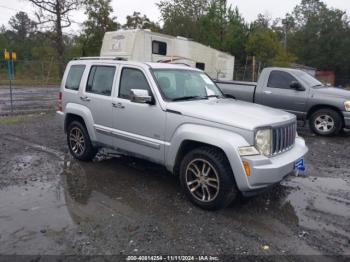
100,29,235,80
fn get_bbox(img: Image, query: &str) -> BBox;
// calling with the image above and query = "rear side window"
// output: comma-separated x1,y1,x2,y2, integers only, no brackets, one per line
267,70,297,89
152,41,167,55
65,65,85,90
86,66,116,96
119,68,151,99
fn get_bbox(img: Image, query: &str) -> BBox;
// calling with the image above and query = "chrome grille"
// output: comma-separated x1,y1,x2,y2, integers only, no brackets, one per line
272,122,297,155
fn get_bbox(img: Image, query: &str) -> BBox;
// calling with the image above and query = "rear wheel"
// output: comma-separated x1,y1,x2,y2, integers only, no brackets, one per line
67,121,97,161
310,109,342,136
179,146,238,210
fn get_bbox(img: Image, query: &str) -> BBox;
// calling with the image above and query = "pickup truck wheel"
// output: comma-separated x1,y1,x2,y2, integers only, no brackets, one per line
67,121,97,161
179,147,238,210
310,109,342,136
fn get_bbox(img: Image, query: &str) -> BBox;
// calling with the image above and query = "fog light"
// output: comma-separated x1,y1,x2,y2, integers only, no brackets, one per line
242,160,251,177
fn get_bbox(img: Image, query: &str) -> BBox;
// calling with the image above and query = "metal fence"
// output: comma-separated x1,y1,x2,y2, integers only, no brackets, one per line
0,59,62,86
0,59,61,115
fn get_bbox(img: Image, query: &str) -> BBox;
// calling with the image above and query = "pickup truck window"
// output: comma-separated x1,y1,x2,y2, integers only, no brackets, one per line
119,68,151,99
267,70,298,89
65,65,85,91
86,66,116,96
153,69,223,101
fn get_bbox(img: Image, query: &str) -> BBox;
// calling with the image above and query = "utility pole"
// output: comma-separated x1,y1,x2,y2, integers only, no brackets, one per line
282,18,288,51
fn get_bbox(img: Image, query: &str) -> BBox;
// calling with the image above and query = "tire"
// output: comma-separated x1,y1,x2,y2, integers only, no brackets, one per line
179,146,238,210
309,108,343,136
67,121,97,161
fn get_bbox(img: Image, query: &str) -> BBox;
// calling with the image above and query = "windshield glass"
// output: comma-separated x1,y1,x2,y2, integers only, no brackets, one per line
152,69,224,101
294,70,323,87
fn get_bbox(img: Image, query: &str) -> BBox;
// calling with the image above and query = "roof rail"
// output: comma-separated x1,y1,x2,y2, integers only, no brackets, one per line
73,56,128,61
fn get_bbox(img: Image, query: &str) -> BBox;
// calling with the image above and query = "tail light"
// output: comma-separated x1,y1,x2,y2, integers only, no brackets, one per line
58,91,63,112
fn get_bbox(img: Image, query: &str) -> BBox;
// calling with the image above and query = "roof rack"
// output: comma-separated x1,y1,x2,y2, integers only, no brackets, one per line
73,56,128,61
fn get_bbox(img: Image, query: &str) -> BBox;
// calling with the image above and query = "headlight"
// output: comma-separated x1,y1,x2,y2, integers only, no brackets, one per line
344,101,350,111
255,129,272,156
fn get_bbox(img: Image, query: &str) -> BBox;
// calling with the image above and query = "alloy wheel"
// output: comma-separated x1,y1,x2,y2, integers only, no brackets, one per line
69,127,86,156
185,158,220,202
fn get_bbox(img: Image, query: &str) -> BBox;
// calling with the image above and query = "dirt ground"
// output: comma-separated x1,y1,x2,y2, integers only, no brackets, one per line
0,112,349,260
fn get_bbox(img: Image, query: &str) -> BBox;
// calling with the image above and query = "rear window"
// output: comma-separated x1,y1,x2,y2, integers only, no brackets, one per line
86,66,116,96
65,65,85,90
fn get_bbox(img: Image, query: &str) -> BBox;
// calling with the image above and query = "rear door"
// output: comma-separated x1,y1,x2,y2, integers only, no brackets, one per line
79,63,118,146
255,70,309,118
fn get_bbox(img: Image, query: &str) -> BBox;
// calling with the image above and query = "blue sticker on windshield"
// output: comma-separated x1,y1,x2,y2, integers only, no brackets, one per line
294,158,305,172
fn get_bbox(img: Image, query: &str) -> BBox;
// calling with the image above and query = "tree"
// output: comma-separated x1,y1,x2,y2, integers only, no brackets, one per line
28,0,81,77
288,0,350,82
9,12,36,40
123,12,161,31
81,0,119,56
157,0,209,38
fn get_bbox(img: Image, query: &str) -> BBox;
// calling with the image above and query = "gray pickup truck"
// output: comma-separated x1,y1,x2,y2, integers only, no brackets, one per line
216,67,350,136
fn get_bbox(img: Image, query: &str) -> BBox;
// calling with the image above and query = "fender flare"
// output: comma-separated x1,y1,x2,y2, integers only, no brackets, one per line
64,103,96,141
166,124,251,190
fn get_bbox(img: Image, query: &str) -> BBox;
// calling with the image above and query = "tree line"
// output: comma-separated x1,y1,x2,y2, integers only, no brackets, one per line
0,0,349,84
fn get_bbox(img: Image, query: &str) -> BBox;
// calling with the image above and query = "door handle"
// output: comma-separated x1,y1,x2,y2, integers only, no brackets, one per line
112,102,125,109
263,90,272,95
80,96,91,102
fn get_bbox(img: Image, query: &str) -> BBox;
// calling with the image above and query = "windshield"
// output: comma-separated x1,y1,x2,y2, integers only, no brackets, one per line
294,70,323,87
152,69,224,101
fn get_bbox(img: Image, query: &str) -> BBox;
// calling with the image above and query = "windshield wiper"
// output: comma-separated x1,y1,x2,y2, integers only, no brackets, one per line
312,84,323,87
171,96,207,101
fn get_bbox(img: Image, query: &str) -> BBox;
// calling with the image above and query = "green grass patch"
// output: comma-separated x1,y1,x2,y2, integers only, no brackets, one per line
0,111,55,125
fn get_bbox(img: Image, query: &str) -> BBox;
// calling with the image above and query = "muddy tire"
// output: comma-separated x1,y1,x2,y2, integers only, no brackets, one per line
67,121,97,161
310,109,342,136
179,146,238,210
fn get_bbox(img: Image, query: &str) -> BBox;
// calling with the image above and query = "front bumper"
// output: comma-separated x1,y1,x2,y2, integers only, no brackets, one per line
239,137,308,192
343,111,350,129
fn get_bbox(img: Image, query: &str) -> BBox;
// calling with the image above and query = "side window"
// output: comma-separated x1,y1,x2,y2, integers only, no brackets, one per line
196,62,205,71
65,65,85,91
267,70,297,89
152,41,167,55
119,68,151,100
86,66,116,96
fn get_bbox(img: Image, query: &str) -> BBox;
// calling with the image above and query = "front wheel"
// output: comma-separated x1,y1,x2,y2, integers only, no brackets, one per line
67,121,97,161
309,109,342,136
179,147,238,210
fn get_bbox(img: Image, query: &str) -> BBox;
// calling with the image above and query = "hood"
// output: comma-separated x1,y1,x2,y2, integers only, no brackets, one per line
312,87,350,100
166,98,295,130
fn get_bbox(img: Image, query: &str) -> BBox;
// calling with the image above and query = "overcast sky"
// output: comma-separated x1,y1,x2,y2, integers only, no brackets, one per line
0,0,349,34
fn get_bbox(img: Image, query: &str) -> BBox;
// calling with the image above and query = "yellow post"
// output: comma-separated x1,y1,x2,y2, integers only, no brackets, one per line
11,52,17,61
4,50,10,60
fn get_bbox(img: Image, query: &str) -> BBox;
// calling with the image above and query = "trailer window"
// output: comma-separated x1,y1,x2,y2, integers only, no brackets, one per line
65,65,85,91
86,66,116,96
152,41,167,55
196,62,205,71
267,70,298,89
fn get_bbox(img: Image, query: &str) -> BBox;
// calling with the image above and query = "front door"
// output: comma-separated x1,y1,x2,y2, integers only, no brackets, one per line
112,66,166,164
256,70,309,119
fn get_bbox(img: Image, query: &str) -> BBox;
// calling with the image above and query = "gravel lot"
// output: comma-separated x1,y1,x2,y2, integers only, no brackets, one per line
0,90,349,260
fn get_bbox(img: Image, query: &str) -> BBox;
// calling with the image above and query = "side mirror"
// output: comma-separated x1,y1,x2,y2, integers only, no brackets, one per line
290,81,305,91
225,94,236,99
130,89,153,104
